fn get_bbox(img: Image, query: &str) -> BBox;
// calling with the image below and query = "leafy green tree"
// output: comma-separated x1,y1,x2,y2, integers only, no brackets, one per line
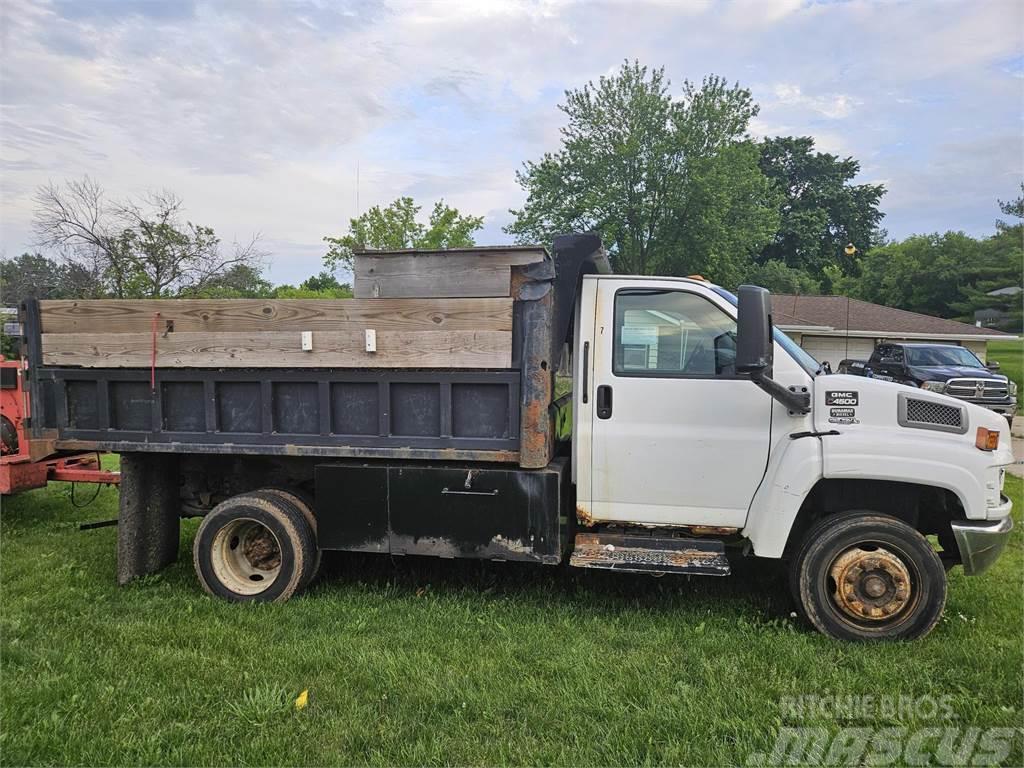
950,186,1024,331
323,197,484,272
0,251,105,303
299,271,352,295
846,232,985,318
183,264,274,298
757,137,886,284
506,61,779,286
740,259,821,294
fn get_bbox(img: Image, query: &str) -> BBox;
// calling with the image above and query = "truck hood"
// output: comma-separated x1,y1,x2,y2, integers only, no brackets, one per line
813,374,1014,522
907,365,1007,382
816,374,1012,451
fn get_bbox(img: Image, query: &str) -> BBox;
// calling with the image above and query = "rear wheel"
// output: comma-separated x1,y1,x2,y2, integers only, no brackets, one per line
791,512,946,641
256,488,321,588
193,492,315,602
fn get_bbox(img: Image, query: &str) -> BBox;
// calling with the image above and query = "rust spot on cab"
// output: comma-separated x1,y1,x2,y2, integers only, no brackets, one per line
576,504,594,527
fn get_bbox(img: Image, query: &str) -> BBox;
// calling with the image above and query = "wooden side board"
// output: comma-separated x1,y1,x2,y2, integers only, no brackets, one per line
41,330,512,369
354,254,514,298
38,297,513,334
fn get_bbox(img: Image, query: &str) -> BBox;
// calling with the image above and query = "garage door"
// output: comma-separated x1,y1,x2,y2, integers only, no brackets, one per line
800,336,876,367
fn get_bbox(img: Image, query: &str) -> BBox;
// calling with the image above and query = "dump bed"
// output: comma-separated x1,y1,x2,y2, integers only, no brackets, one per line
21,234,607,469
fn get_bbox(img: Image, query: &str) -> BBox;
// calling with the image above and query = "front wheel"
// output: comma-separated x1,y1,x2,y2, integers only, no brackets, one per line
791,512,946,641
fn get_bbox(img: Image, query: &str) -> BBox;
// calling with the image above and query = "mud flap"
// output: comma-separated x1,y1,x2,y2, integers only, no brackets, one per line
117,453,180,584
569,532,731,576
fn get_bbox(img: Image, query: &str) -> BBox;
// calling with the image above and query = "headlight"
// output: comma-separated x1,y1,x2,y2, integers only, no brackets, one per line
1009,381,1018,397
920,381,946,393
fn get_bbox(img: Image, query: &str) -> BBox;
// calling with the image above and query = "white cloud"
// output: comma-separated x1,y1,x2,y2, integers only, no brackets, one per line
770,84,861,120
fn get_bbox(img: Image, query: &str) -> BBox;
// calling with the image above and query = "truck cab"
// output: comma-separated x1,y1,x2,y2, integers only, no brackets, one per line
571,274,1015,639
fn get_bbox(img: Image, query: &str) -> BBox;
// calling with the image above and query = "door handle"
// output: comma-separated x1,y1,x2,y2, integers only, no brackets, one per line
596,385,613,419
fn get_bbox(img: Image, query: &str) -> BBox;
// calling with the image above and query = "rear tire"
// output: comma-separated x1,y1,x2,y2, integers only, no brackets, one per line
193,492,315,602
254,488,321,588
790,511,946,641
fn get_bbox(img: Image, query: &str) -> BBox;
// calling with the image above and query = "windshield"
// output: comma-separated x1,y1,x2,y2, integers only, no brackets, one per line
710,286,821,376
905,346,983,368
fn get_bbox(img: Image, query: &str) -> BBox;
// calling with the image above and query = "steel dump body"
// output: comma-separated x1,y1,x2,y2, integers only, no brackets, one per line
21,234,608,469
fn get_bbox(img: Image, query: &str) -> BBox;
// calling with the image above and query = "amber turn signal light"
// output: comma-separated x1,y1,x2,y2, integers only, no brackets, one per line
975,427,1000,451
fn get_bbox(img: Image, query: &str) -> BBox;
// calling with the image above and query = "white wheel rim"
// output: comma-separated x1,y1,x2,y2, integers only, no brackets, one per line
210,517,282,596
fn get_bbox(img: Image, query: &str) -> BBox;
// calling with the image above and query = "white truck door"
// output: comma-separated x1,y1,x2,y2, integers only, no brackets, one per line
588,279,773,528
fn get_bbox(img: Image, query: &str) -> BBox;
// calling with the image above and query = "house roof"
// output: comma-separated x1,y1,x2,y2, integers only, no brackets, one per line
772,294,1015,339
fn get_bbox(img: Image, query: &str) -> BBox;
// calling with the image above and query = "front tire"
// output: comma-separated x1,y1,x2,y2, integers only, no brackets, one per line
193,492,315,602
791,512,946,641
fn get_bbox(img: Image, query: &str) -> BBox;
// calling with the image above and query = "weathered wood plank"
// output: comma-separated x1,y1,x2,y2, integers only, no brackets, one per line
356,246,547,265
354,254,512,298
41,330,512,369
38,298,512,334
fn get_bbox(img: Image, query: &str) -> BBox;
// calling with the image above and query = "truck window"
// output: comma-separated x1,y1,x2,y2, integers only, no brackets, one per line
613,289,737,377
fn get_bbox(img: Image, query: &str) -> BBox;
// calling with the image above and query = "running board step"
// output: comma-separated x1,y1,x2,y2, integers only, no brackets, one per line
569,532,731,576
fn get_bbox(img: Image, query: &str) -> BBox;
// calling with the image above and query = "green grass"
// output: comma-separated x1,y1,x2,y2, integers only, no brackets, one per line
1,462,1022,766
988,340,1022,396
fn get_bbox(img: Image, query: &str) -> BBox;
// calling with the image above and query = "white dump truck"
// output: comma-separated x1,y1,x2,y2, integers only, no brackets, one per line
17,234,1015,640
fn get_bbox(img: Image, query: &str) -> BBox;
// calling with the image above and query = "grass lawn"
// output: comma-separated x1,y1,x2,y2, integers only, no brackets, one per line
1,460,1021,766
988,340,1022,396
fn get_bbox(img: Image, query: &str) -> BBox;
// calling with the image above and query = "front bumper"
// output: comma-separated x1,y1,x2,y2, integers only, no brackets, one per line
951,396,1016,418
951,508,1014,576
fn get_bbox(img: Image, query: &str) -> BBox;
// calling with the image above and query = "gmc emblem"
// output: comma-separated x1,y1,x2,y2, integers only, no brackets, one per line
826,391,859,406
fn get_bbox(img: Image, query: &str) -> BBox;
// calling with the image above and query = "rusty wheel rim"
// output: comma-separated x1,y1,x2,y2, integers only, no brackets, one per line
829,545,913,623
211,518,282,596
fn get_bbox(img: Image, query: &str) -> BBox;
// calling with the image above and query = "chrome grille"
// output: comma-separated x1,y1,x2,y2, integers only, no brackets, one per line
898,393,968,435
945,378,1009,400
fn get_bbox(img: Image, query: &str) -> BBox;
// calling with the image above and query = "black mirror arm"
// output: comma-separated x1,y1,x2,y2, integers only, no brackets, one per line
749,368,811,414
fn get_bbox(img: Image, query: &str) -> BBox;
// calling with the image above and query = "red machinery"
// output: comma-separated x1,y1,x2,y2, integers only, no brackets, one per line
1,356,120,495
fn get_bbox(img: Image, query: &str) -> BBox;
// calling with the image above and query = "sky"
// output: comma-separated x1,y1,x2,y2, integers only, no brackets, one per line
1,0,1021,285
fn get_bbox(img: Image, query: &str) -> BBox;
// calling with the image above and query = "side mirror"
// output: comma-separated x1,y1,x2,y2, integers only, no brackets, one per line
736,285,773,375
986,361,1001,371
735,284,810,415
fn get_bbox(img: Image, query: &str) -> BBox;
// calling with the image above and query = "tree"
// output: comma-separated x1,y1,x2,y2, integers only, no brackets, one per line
757,137,886,284
740,260,821,294
272,271,354,299
184,264,274,298
506,61,779,286
323,197,484,273
32,177,264,298
845,232,985,318
299,271,352,295
0,251,105,303
950,186,1024,332
836,188,1024,326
